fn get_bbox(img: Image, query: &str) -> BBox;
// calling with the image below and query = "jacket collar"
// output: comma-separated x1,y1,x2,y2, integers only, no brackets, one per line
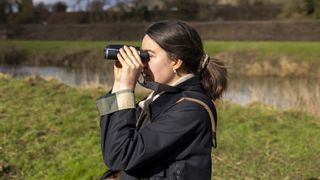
138,75,203,94
147,76,203,120
174,75,203,92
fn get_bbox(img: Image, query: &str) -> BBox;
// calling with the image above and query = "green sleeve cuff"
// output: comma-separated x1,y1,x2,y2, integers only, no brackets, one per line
96,89,135,116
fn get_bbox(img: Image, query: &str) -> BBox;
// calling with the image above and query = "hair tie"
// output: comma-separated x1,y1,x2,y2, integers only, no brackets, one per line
201,53,210,70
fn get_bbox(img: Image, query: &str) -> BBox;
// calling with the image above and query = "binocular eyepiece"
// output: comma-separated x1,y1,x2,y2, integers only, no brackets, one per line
104,44,150,62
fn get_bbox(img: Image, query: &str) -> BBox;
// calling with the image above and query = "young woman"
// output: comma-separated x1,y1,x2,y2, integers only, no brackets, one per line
97,20,228,180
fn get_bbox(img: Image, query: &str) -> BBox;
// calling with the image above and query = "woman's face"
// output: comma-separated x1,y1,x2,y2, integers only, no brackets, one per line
141,35,176,85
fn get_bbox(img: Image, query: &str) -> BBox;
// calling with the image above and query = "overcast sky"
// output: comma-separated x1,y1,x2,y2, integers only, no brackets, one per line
34,0,74,5
33,0,117,11
33,0,82,11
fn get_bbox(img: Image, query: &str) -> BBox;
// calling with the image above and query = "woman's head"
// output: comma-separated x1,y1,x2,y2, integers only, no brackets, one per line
142,20,228,100
141,34,180,86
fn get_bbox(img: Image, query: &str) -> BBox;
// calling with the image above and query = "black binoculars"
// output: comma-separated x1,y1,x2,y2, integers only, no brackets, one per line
104,44,150,62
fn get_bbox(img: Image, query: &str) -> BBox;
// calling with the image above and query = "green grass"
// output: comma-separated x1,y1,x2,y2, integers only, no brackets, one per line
0,76,319,179
1,40,320,63
0,75,106,179
214,102,320,179
204,41,320,63
0,40,140,53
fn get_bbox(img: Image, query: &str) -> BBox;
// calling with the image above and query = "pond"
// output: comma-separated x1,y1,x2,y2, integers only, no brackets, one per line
1,65,319,116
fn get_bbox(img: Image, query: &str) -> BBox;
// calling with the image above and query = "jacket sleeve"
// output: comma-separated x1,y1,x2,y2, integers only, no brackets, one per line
97,90,209,171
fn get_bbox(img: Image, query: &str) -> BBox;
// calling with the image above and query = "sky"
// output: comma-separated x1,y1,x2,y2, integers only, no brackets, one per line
33,0,118,11
34,0,73,4
33,0,86,11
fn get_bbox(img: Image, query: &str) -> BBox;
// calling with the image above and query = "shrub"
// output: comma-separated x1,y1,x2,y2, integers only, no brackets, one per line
304,0,320,18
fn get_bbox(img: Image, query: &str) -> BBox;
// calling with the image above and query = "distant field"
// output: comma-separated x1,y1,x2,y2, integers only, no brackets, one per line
1,40,320,63
0,75,319,179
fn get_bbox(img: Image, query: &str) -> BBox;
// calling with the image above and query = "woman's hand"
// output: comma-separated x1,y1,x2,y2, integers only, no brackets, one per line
112,45,144,93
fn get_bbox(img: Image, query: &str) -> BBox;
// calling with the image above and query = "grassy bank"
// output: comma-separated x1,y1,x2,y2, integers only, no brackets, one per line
0,75,319,179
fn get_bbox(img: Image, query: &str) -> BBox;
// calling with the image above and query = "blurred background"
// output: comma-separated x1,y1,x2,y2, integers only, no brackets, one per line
0,0,319,179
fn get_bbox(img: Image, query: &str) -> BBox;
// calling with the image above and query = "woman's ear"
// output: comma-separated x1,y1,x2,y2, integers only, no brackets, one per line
172,58,184,72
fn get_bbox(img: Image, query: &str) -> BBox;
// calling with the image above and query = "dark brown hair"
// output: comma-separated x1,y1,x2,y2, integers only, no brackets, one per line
145,20,228,100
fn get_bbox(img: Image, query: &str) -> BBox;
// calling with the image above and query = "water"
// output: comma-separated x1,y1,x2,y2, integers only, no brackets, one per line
1,65,319,115
0,65,114,87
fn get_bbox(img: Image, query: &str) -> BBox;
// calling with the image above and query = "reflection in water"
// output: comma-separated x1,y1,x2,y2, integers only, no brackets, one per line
0,65,319,116
0,65,114,86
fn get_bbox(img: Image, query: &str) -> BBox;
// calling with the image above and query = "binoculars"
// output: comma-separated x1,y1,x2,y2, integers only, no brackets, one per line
104,44,150,62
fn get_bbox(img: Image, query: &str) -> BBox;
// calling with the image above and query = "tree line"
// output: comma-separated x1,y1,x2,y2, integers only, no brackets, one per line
0,0,319,24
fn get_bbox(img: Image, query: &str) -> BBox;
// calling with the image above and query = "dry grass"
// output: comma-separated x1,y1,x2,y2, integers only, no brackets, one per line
216,50,320,78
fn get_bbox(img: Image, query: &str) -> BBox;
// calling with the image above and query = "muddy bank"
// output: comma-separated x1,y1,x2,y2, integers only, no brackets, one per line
0,46,113,72
0,48,319,78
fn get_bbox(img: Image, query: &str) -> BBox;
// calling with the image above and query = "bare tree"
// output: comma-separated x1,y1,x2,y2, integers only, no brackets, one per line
89,0,103,11
6,0,34,23
88,0,105,23
52,1,67,12
0,0,6,23
74,0,88,11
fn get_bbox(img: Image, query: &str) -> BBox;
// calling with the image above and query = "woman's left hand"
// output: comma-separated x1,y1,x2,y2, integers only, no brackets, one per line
112,45,144,93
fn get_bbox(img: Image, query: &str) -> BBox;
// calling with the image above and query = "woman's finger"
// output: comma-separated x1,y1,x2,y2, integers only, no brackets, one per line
123,46,136,62
116,52,128,68
124,46,141,68
119,47,135,68
129,46,144,67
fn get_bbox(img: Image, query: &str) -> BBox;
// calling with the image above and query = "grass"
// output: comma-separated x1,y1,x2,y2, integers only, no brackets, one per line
1,40,320,63
0,40,140,53
0,75,319,179
0,75,106,179
204,41,320,63
214,102,320,179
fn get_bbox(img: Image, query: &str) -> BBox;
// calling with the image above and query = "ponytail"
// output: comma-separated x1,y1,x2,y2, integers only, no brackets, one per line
200,57,228,101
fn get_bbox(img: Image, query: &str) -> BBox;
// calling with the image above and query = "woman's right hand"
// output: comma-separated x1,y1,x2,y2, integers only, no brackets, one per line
112,45,144,93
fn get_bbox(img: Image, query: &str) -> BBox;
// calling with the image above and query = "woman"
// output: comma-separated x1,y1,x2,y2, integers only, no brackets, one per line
97,20,228,180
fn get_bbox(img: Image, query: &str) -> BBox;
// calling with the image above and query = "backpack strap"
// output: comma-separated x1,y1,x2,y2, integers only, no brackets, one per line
176,91,217,148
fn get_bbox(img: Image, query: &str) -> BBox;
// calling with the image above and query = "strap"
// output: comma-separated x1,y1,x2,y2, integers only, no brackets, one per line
99,169,121,180
176,97,217,148
138,79,182,93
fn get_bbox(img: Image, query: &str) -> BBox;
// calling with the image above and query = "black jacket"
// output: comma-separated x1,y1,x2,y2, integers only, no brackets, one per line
97,76,217,180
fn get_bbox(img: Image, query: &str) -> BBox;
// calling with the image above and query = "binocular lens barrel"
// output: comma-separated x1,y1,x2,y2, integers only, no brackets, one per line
104,45,149,62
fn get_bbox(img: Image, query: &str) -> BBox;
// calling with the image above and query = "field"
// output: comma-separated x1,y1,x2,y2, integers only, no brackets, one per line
0,75,319,179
